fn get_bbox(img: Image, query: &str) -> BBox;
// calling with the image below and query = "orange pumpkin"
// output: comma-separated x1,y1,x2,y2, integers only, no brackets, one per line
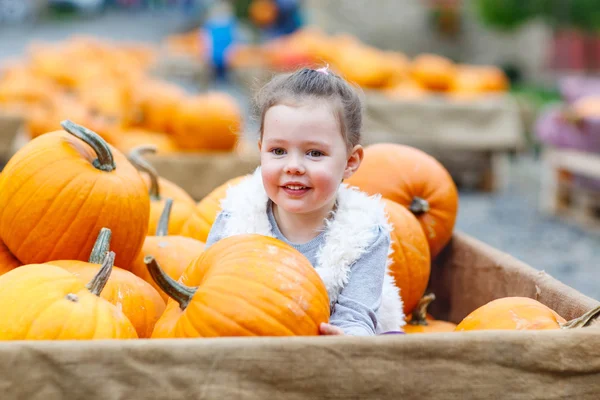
49,228,166,338
410,54,456,92
346,143,459,258
132,79,186,134
455,297,600,331
382,199,430,314
130,199,205,302
0,252,137,340
149,234,330,338
0,237,20,276
249,0,278,27
179,175,247,242
0,120,150,267
115,128,178,155
129,145,196,235
171,92,242,151
404,293,456,333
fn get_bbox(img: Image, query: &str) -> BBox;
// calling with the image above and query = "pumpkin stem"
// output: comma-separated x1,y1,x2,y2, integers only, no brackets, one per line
86,251,115,296
60,120,116,172
88,228,112,264
560,305,600,329
144,255,196,310
409,197,430,215
128,145,161,200
156,198,173,236
408,293,435,326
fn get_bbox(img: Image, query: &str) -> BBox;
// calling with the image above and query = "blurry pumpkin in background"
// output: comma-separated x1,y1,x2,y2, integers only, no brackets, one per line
171,92,242,152
410,54,456,92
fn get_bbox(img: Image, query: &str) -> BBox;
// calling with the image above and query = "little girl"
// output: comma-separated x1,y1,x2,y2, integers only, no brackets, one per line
205,67,405,336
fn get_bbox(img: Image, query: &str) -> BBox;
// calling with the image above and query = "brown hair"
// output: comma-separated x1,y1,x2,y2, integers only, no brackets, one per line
254,67,364,149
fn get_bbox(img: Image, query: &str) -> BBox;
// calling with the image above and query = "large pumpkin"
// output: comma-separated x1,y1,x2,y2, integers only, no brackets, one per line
0,238,20,276
49,228,166,338
404,293,456,334
130,199,205,302
455,297,600,331
148,234,330,338
0,120,150,266
0,252,138,340
129,145,196,235
410,54,456,92
180,175,247,242
345,143,458,258
171,92,242,151
382,199,430,314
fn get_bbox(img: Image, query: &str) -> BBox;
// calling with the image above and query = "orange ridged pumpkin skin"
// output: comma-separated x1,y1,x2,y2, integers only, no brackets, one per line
49,260,166,338
346,143,458,258
130,235,205,302
455,297,567,331
0,130,150,267
151,234,330,338
382,199,430,315
180,176,247,242
0,238,20,276
147,198,196,236
0,264,138,340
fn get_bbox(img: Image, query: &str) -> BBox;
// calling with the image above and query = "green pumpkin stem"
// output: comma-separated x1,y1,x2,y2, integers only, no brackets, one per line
560,305,600,329
89,228,112,264
144,255,196,310
60,120,116,172
128,145,161,200
409,197,430,215
156,198,173,237
86,251,115,296
409,293,435,326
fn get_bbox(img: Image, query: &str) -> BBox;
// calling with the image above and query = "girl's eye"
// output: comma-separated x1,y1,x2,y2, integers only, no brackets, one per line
308,150,323,157
271,148,286,156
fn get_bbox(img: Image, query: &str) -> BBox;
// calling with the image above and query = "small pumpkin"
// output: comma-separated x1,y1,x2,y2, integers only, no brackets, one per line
49,228,166,338
0,237,20,276
382,199,430,315
179,175,247,242
0,120,150,267
130,199,205,302
0,252,138,340
130,145,195,204
115,128,178,155
249,0,278,27
404,293,456,333
410,54,456,92
129,145,196,235
148,234,330,338
455,297,600,331
171,92,242,152
346,143,459,258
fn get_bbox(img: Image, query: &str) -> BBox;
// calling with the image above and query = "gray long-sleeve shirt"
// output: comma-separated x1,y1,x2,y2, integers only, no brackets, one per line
204,201,390,336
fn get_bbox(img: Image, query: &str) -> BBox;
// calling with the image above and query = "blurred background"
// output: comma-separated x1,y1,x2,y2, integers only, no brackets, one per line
0,0,599,299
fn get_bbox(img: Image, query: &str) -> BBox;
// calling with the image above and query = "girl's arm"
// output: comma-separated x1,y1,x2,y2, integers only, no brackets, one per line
204,211,231,249
327,226,390,336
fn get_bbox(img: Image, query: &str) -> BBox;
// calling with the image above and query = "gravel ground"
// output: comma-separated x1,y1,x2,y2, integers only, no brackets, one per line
1,10,598,301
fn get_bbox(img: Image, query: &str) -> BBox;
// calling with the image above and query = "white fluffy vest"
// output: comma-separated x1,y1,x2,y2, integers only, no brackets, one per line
219,168,405,333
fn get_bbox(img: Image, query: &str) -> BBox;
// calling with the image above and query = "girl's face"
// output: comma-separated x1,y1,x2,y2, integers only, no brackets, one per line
259,100,363,217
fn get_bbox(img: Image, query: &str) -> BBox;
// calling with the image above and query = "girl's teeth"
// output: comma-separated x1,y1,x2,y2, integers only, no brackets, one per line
286,186,306,190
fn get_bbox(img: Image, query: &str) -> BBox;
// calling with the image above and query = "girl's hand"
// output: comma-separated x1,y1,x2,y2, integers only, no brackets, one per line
319,322,345,336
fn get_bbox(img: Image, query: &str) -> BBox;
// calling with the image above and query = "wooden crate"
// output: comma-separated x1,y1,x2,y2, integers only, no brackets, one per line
540,147,600,232
362,93,523,192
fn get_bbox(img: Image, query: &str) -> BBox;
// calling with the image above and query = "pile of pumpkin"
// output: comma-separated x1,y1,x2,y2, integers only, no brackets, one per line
0,35,242,154
0,121,597,340
227,26,509,100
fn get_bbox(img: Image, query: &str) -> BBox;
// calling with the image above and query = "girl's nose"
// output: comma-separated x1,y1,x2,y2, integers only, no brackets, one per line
284,155,305,175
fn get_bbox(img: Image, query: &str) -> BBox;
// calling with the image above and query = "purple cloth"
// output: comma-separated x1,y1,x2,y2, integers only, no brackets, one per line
559,76,600,104
535,106,600,153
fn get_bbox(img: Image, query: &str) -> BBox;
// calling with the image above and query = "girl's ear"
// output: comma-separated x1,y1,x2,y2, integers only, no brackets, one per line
343,145,364,179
